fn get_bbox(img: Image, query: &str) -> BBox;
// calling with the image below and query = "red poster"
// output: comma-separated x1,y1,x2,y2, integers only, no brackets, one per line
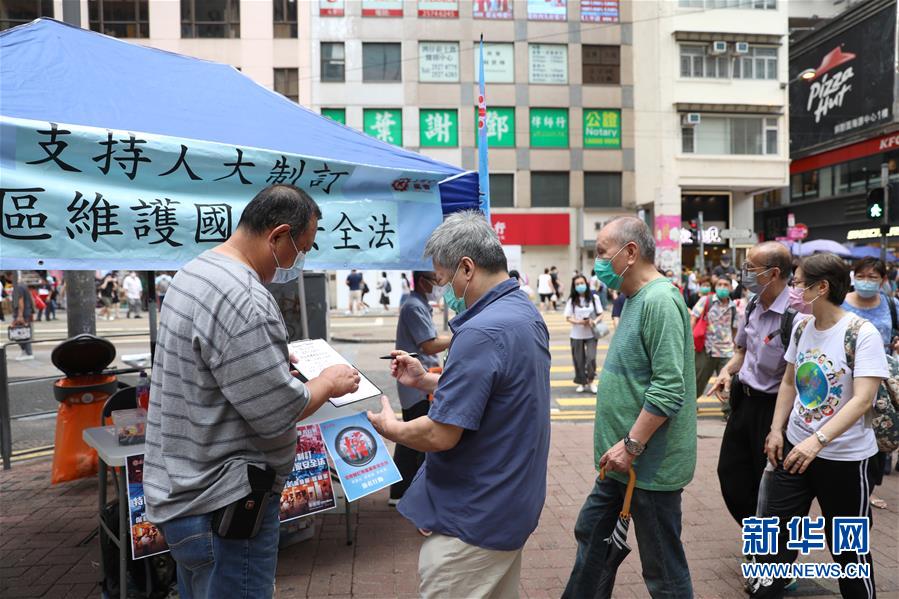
490,213,570,245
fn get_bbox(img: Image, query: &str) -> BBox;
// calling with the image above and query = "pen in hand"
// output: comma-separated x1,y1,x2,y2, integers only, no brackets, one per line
380,353,419,359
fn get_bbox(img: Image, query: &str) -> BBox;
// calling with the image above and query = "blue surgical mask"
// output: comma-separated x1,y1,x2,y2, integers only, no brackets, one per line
855,280,881,298
271,236,305,284
575,283,588,294
443,262,471,314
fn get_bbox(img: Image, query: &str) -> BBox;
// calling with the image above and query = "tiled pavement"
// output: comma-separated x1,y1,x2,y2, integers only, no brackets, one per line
1,422,897,598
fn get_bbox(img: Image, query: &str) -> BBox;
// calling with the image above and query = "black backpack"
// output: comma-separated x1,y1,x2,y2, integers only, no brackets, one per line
744,294,797,348
384,280,392,294
883,292,899,342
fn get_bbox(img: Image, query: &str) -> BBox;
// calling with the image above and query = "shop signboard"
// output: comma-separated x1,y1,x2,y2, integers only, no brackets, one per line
362,0,403,17
419,0,459,17
789,3,896,153
529,44,568,84
528,0,567,21
581,0,619,22
419,42,460,82
474,43,515,83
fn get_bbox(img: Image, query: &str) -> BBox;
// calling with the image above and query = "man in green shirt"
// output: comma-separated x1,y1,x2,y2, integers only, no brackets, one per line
563,217,696,599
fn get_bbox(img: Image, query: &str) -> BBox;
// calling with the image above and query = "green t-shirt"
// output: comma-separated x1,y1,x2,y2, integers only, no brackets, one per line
595,277,697,491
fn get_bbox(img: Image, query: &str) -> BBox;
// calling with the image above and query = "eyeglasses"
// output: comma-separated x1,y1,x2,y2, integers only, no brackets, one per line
742,263,774,271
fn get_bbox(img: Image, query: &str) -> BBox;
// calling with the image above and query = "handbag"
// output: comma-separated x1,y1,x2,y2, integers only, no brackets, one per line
7,324,32,342
692,296,712,352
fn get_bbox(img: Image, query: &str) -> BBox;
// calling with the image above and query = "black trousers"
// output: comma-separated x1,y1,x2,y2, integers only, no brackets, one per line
389,399,431,500
754,443,876,599
717,376,777,526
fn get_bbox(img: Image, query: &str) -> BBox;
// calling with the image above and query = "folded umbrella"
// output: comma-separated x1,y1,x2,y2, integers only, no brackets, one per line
594,467,637,599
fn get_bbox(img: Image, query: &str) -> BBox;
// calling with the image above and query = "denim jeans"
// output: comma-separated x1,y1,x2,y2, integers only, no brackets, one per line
157,498,280,599
563,475,693,599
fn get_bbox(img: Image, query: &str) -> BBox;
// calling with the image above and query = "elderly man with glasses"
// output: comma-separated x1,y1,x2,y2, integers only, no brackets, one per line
711,241,798,529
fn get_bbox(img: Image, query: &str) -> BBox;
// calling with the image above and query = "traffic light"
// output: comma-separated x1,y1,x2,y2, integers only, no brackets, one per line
866,188,885,221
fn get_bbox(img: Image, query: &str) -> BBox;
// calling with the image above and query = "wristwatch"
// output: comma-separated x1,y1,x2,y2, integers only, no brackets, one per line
814,430,830,447
623,435,646,456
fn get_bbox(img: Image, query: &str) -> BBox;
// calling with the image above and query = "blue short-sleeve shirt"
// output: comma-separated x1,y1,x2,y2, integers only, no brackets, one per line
395,291,439,409
398,279,552,551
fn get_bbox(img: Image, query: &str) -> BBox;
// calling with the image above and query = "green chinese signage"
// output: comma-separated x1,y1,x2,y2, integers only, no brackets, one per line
363,108,403,146
584,109,621,148
475,107,515,148
321,108,346,125
529,108,568,148
419,109,458,147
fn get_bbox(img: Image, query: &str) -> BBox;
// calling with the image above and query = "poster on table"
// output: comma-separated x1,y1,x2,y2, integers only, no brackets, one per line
0,116,447,271
580,0,619,22
280,424,337,522
473,0,513,20
529,44,568,84
320,412,402,502
528,0,567,21
418,0,459,18
362,0,404,17
124,454,169,560
474,43,515,83
320,0,345,16
419,42,460,82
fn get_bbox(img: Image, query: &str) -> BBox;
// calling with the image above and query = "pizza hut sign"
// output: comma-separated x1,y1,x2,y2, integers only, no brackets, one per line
806,47,855,124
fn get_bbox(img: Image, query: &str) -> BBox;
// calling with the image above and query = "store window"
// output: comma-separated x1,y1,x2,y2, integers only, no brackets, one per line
181,0,240,38
584,172,622,208
733,46,777,80
321,42,346,82
489,174,515,208
363,43,402,82
583,45,620,85
531,172,570,207
1,0,52,30
273,0,297,38
89,0,149,37
682,115,778,155
679,0,775,8
274,68,299,103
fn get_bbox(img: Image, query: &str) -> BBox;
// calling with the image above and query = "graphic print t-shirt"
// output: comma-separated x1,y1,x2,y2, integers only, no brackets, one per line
785,314,888,461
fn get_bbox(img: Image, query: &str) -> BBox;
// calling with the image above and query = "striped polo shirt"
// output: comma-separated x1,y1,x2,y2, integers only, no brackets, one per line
144,250,310,524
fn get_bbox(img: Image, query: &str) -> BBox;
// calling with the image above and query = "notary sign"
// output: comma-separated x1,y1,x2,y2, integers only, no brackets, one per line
0,116,445,270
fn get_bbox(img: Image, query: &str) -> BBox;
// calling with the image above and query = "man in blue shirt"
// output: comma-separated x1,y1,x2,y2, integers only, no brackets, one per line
369,211,551,599
346,269,364,315
389,270,451,505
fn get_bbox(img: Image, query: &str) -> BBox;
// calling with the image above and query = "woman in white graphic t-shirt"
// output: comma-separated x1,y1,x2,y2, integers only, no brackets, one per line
755,253,888,599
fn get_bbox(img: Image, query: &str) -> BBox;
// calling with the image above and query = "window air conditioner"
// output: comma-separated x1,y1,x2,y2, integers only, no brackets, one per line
682,113,701,126
734,42,750,54
709,41,728,55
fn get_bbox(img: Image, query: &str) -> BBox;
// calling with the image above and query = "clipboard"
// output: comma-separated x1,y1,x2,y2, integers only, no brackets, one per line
287,339,381,407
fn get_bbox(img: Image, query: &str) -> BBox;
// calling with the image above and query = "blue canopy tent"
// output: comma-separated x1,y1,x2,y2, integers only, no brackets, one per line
0,18,481,349
0,18,479,217
848,246,898,262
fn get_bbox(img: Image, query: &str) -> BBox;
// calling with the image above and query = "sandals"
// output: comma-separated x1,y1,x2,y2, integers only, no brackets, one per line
870,495,887,510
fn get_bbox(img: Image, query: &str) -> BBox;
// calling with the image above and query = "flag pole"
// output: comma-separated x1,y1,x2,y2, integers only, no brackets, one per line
477,34,491,218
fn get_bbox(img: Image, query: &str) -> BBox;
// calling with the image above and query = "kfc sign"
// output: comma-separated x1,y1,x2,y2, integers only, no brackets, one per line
490,213,569,245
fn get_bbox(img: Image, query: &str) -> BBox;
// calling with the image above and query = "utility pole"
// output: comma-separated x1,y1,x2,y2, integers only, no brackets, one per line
697,210,705,275
881,163,889,264
60,0,96,339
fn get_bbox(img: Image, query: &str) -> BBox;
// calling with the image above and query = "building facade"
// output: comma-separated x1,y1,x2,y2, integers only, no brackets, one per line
758,0,898,252
2,0,634,285
633,0,790,275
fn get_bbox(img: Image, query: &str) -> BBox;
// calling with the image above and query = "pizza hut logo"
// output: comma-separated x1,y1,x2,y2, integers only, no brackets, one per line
806,46,856,124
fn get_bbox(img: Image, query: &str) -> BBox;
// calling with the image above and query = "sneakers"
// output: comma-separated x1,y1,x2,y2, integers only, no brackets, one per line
589,383,598,394
575,385,585,393
15,354,35,361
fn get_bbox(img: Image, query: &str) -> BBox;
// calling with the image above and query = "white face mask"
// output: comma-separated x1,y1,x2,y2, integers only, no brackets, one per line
271,236,305,284
427,283,447,303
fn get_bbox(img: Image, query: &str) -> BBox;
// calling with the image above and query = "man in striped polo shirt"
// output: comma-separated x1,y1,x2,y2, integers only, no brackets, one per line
145,185,359,599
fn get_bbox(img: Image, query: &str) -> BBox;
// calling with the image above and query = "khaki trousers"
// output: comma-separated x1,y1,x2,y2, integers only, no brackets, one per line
419,533,522,599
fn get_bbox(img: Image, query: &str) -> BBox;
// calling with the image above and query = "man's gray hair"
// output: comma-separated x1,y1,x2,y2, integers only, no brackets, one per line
606,216,655,262
424,210,508,273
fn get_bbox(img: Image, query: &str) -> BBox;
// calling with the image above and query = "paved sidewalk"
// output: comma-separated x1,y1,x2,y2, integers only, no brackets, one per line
1,422,896,598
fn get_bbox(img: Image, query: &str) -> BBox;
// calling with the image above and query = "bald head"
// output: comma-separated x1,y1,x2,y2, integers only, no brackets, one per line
750,241,792,280
601,216,655,263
